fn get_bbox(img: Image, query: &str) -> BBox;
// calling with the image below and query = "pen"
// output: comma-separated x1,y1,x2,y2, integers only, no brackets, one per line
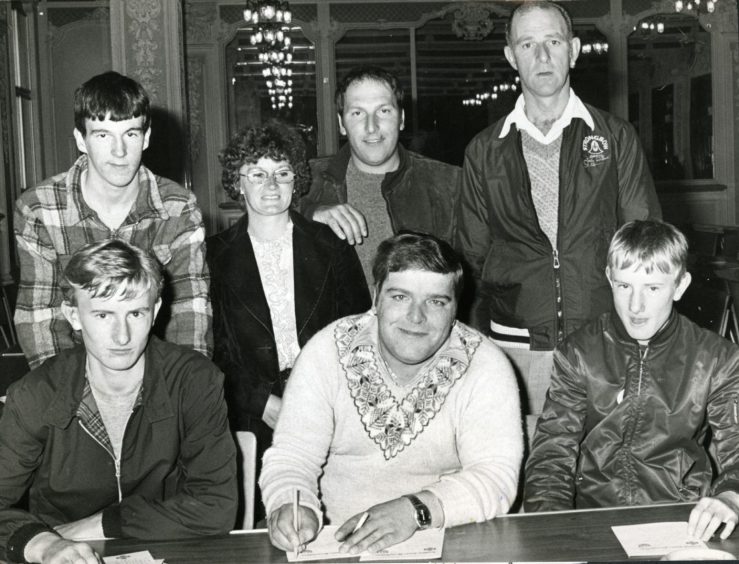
293,488,300,559
352,512,369,535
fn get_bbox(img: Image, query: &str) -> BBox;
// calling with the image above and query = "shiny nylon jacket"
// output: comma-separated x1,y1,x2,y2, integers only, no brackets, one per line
524,311,739,511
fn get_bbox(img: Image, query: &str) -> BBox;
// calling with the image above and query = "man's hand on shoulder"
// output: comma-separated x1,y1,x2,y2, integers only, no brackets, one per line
311,204,368,245
688,491,739,541
24,531,101,564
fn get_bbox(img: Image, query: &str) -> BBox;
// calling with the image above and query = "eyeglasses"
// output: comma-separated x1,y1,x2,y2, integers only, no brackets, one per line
239,168,295,184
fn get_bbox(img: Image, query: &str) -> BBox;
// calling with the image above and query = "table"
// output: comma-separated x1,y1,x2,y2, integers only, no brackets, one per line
88,502,739,563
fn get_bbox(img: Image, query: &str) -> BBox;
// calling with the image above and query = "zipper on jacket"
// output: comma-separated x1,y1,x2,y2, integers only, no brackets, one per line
78,420,123,502
553,249,564,343
637,344,649,396
734,397,738,425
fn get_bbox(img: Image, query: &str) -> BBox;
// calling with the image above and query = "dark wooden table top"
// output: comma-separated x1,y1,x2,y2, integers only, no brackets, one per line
86,502,739,563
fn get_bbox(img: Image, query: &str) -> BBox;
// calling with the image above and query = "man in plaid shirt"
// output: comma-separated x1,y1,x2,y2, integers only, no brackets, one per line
14,71,212,369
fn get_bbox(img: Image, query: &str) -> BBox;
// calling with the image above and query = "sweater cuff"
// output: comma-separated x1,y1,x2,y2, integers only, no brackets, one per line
6,523,58,563
101,503,123,538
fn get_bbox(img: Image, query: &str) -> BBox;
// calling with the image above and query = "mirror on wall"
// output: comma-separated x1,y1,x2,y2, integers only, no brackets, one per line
225,25,318,158
628,13,713,181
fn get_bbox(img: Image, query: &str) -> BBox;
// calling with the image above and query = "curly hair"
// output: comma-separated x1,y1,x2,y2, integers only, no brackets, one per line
219,120,311,203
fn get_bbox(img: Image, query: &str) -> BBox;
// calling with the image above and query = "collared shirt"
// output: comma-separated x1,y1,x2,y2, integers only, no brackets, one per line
77,379,144,460
14,154,213,368
499,88,595,145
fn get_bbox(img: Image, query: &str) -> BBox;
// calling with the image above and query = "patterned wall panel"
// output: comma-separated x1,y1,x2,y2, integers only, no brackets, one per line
125,0,164,102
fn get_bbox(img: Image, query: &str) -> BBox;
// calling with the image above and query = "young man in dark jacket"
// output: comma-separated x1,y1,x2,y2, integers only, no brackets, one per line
525,220,739,542
0,240,236,564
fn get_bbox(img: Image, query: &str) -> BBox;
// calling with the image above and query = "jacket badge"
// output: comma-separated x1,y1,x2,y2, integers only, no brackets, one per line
582,135,610,168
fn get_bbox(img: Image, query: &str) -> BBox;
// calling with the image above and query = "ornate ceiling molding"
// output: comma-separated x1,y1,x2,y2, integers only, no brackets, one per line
452,3,496,40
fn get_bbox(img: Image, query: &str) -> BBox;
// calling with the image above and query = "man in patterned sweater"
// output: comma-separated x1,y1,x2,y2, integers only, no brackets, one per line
14,71,212,369
260,233,523,556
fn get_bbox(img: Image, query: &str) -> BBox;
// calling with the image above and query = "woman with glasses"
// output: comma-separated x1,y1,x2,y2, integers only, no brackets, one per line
207,121,371,519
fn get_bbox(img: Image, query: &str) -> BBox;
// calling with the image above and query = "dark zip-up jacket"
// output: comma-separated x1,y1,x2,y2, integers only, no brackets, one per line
524,311,739,512
0,337,237,562
455,104,661,349
301,143,460,242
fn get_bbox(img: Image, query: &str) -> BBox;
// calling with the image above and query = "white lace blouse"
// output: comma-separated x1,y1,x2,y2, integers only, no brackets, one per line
249,222,300,371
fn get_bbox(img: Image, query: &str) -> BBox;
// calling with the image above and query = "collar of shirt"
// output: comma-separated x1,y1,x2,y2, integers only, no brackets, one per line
499,88,595,145
64,154,170,226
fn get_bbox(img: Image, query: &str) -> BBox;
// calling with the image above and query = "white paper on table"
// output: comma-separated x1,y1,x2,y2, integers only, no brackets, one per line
358,528,444,561
611,521,706,557
286,525,444,562
102,550,164,564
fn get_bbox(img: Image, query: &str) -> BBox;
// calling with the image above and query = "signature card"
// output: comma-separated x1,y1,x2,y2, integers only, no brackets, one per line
611,521,706,557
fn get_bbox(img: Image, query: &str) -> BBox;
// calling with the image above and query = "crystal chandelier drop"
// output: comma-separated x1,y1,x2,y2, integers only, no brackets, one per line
675,0,718,14
243,1,294,110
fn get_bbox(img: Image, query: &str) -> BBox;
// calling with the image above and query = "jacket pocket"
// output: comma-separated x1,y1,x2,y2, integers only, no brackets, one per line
672,448,702,500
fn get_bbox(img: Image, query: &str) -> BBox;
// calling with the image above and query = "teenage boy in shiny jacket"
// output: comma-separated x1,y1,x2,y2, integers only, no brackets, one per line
0,240,236,564
525,220,739,542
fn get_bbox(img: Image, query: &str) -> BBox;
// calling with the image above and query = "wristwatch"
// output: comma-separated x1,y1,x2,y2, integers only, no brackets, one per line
403,494,432,530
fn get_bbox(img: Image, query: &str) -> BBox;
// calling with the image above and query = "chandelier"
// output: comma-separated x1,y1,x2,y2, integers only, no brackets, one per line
243,1,294,110
631,17,665,39
463,76,519,107
581,40,609,55
675,0,718,13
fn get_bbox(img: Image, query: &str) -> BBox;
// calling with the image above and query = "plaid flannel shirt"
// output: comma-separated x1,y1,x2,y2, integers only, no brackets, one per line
14,155,213,368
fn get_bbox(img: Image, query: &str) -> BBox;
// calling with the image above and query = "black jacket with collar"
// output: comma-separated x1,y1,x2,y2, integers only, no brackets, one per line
0,337,237,562
455,103,662,348
206,210,370,441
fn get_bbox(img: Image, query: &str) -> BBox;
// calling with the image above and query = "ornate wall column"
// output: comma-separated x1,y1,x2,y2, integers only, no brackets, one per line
0,4,13,286
110,0,189,186
707,0,739,224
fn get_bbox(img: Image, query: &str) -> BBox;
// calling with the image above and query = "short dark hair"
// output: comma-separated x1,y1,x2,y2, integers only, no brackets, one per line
335,66,404,116
506,1,574,47
607,220,689,281
74,71,151,135
63,239,164,306
218,120,310,202
372,232,464,300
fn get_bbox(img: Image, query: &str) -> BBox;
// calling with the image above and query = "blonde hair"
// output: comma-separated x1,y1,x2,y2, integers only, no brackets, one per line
63,239,163,305
607,220,688,280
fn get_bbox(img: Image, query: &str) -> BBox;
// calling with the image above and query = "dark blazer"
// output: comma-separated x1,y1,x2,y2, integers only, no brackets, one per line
206,210,371,443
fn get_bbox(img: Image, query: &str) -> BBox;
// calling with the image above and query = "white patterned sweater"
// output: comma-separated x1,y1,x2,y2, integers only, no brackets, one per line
259,311,524,528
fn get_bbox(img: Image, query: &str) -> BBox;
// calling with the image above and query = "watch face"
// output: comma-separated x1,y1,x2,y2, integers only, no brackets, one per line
407,495,431,529
417,505,432,528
